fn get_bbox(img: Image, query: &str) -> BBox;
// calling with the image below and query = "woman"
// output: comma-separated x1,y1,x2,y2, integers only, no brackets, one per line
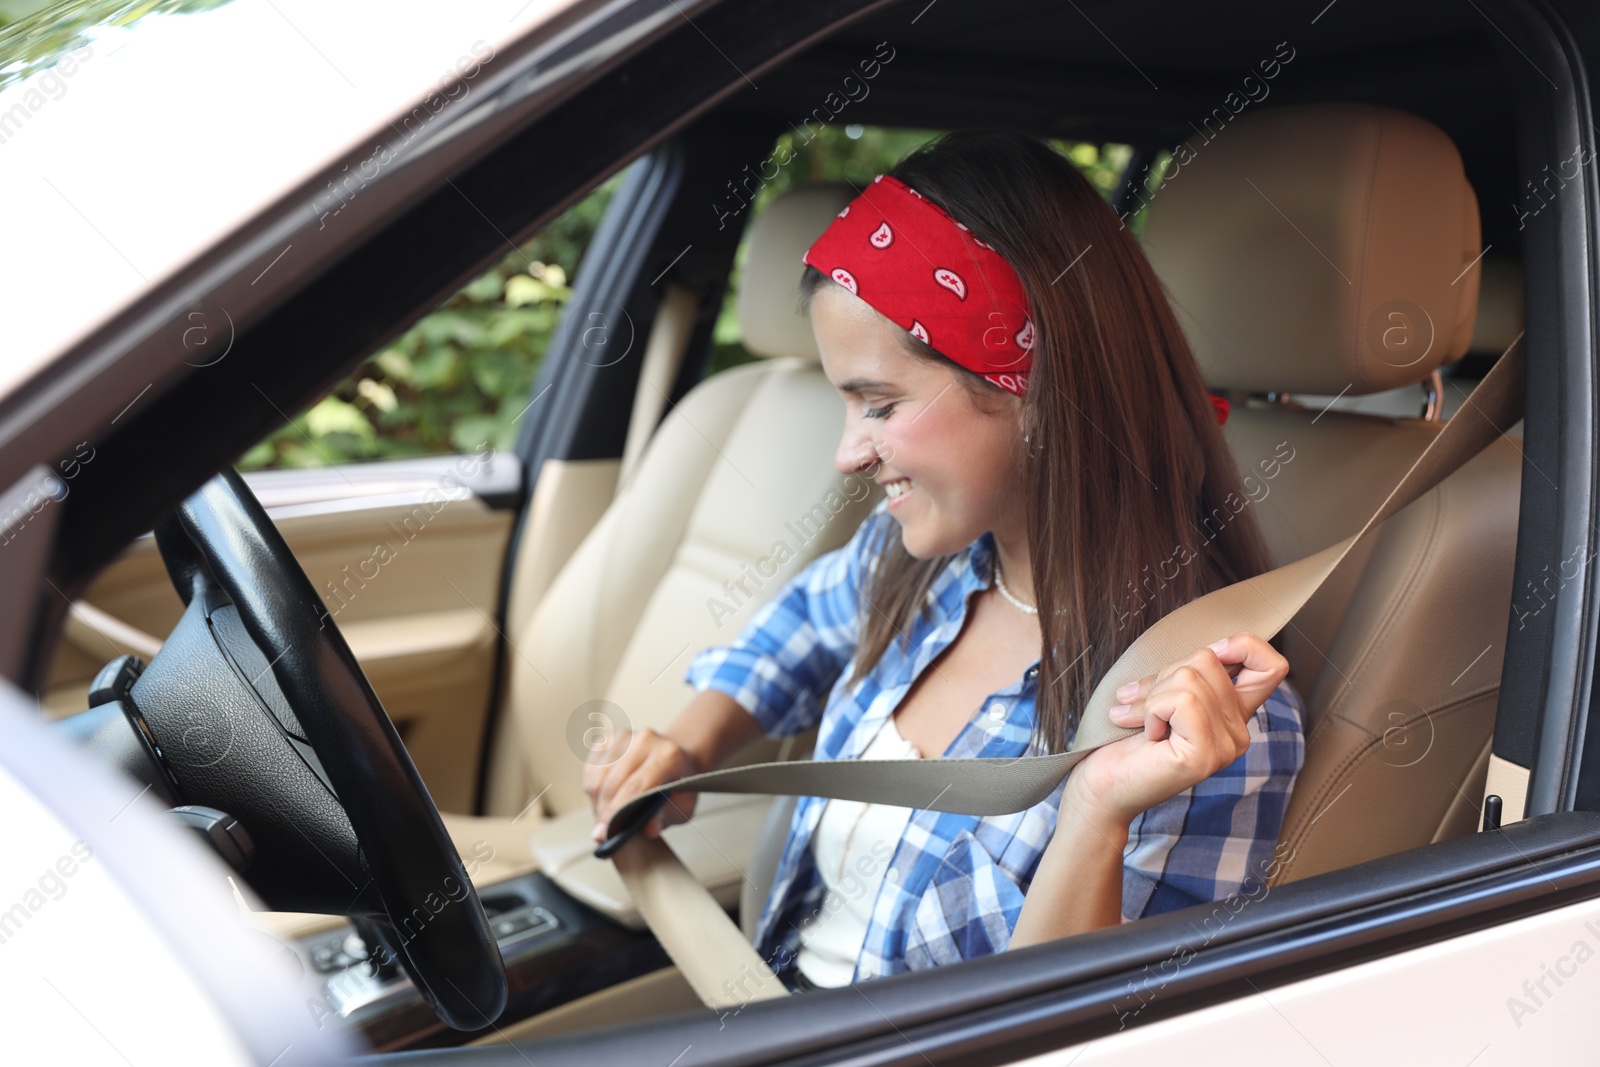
584,129,1305,990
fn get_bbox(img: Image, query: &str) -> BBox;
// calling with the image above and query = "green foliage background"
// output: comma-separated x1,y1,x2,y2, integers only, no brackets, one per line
239,171,624,469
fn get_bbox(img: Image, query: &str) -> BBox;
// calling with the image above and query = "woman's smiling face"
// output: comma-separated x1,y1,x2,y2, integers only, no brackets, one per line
809,282,1026,559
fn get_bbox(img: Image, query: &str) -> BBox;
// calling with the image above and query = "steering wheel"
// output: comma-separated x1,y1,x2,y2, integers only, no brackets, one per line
144,468,506,1031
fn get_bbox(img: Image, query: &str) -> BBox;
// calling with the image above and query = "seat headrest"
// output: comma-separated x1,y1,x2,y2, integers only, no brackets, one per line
1142,102,1482,395
736,183,856,362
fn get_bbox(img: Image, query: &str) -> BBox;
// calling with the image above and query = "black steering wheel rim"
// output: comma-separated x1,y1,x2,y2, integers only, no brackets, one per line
154,467,506,1031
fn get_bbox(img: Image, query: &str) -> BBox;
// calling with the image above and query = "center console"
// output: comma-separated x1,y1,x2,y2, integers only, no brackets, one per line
291,871,671,1051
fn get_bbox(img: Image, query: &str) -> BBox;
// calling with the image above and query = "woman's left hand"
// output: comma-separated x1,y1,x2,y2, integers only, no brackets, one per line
1064,631,1290,833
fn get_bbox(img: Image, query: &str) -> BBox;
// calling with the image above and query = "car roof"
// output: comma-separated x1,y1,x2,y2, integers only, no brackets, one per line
0,0,583,396
710,0,1516,247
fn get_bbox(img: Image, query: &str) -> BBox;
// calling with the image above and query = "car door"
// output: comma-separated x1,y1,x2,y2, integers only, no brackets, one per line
6,0,1600,1061
31,168,642,814
39,454,518,814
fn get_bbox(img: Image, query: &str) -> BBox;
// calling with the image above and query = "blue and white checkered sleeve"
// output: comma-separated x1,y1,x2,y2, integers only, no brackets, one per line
683,498,890,737
1119,678,1307,922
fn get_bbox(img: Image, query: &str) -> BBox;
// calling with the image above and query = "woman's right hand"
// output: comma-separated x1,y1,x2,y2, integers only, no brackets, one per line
583,727,703,843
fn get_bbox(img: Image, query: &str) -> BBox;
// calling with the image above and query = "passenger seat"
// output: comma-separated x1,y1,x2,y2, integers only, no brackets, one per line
1142,102,1523,883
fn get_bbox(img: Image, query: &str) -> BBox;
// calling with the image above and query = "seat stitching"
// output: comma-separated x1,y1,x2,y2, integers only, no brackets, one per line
1319,481,1446,722
1277,687,1501,874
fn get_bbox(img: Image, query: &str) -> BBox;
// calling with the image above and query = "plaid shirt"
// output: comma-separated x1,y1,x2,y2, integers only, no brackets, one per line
684,496,1306,983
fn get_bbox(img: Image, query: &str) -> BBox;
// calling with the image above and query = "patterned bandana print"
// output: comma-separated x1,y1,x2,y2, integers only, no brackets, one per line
802,173,1229,424
803,173,1035,395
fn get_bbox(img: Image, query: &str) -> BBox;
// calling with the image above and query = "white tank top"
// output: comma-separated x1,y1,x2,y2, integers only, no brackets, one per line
794,713,922,987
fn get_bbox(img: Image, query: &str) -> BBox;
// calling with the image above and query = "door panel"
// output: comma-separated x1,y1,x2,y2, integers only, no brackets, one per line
42,458,516,813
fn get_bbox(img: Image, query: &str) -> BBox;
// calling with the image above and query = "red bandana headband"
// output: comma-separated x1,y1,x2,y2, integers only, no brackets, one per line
803,173,1034,395
801,173,1229,424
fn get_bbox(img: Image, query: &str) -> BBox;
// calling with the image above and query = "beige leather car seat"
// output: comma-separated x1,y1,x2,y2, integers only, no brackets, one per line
1141,102,1522,885
454,183,879,920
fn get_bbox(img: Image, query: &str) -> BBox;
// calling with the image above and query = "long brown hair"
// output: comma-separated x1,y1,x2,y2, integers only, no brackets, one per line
799,129,1279,755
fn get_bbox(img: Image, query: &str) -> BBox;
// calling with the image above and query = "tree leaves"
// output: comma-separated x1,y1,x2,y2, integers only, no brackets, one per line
238,173,619,469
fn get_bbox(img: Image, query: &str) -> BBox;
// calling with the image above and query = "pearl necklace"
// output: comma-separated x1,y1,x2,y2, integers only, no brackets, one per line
993,562,1038,615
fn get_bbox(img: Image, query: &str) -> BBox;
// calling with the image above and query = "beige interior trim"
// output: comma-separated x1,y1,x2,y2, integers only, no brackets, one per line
338,608,488,662
51,604,494,713
482,456,621,817
64,600,163,662
1433,737,1493,844
618,282,699,496
45,491,511,683
434,810,542,883
467,966,703,1046
1484,752,1530,827
498,457,622,647
336,610,500,812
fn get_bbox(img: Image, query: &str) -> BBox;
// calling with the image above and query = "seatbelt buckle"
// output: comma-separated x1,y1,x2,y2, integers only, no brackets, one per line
593,792,667,859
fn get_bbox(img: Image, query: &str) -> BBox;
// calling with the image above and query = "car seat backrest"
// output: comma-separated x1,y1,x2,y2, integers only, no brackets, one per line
1142,102,1522,881
736,183,861,361
502,182,879,818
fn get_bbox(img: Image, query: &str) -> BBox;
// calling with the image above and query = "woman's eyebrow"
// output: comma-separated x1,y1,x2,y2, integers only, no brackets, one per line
834,377,896,393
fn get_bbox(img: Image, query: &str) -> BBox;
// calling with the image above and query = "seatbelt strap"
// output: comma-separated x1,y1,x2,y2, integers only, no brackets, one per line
603,334,1525,1008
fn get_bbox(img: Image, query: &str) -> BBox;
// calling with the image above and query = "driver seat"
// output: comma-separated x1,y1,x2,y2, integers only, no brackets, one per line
450,183,876,920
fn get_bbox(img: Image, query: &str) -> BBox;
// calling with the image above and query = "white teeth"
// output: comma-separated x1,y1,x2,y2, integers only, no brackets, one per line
885,479,914,498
